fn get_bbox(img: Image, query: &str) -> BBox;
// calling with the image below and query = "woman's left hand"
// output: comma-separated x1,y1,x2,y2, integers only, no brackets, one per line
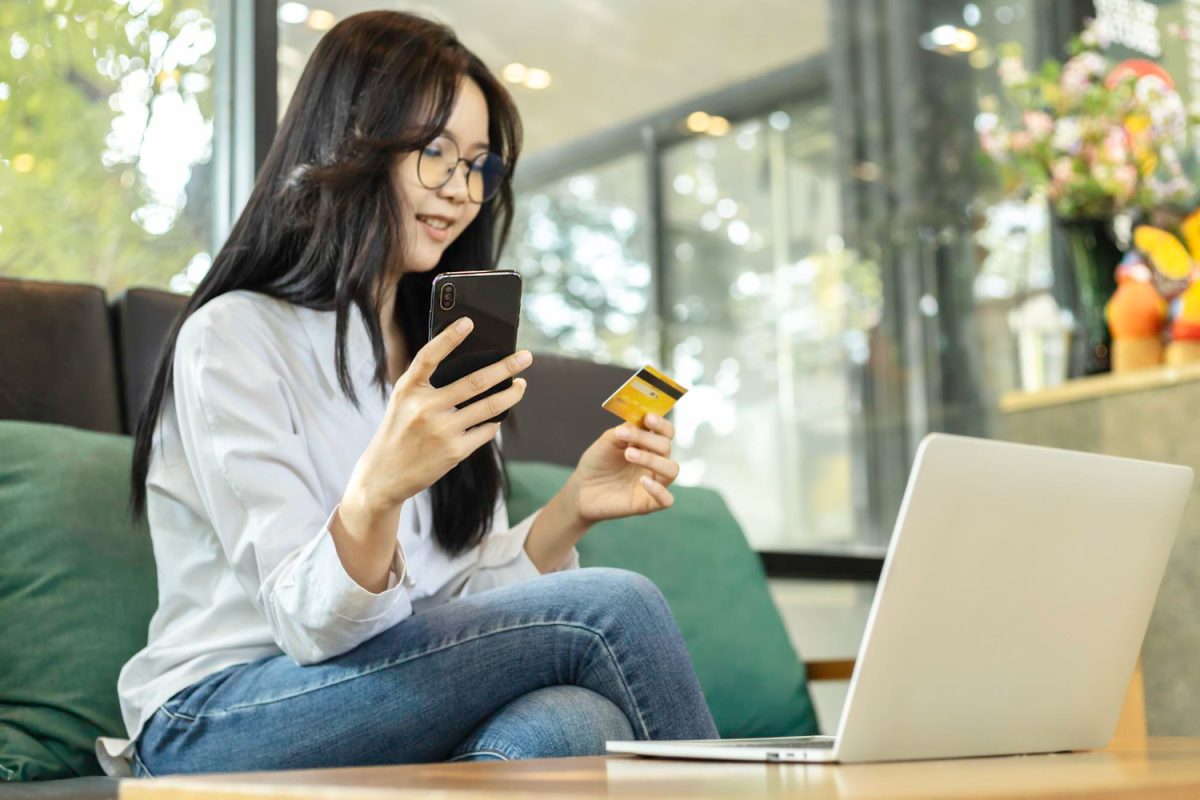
569,413,679,523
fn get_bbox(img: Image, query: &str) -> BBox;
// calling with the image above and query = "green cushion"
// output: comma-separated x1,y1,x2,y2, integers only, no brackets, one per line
506,460,818,739
0,422,157,782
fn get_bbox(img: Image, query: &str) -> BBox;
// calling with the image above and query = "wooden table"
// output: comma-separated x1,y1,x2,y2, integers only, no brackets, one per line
119,738,1200,799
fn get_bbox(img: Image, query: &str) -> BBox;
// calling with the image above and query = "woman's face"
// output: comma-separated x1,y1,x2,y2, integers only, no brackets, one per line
393,78,490,273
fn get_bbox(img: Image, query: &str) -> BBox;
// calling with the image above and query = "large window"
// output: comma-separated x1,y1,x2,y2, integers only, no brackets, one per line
266,0,1091,555
660,101,881,549
505,153,656,366
0,1,222,294
505,1,1082,552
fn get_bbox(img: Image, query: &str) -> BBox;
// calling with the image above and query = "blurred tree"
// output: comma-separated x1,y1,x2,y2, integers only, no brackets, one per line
0,0,215,295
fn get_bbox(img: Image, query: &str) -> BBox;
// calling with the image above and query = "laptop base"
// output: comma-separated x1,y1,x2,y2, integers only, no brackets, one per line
606,736,838,763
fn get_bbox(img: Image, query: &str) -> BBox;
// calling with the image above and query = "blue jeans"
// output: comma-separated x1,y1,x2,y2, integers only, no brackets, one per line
132,568,717,776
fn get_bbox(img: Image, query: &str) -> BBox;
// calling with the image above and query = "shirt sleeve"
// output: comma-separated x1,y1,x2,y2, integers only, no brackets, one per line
172,315,414,666
458,490,580,596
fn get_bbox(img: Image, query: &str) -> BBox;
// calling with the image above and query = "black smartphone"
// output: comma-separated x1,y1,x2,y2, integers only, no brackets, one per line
428,269,522,423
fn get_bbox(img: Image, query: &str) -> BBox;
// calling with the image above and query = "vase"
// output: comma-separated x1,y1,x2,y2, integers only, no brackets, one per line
1055,217,1122,375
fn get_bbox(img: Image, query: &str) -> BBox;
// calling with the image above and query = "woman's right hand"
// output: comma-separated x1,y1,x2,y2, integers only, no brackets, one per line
343,317,532,519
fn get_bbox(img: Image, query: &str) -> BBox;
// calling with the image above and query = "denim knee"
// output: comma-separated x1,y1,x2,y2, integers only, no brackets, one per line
449,685,634,761
571,568,669,621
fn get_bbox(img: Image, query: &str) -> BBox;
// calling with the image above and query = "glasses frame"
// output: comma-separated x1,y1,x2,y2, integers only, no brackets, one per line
415,137,505,204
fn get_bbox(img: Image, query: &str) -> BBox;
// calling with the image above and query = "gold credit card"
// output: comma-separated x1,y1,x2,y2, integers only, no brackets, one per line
601,365,689,427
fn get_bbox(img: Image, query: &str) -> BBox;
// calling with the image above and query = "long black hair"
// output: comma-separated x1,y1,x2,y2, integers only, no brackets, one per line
131,11,522,556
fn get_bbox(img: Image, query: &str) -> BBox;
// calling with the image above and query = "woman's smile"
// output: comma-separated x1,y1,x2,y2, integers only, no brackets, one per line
416,212,454,242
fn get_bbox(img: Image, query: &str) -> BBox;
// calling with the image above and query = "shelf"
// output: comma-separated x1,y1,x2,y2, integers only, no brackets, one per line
999,361,1200,413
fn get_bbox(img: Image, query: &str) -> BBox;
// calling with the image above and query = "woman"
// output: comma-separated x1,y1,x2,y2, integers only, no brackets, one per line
110,10,716,777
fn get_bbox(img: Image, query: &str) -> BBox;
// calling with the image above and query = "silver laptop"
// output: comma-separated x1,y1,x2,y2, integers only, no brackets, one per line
607,433,1193,763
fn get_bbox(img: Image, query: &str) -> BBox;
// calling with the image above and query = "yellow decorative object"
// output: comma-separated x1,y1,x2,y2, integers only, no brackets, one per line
1165,281,1200,365
1181,210,1200,263
1173,279,1200,337
1134,210,1200,301
1129,210,1200,366
1134,225,1192,280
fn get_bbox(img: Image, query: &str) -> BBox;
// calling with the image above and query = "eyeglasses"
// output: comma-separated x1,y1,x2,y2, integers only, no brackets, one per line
416,136,506,204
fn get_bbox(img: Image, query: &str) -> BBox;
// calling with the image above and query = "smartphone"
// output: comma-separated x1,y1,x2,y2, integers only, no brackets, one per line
428,269,522,423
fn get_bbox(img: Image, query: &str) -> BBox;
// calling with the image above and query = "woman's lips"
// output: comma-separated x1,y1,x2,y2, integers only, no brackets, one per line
417,215,450,243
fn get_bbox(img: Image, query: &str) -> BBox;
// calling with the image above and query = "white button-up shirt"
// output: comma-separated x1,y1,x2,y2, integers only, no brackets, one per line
99,290,575,773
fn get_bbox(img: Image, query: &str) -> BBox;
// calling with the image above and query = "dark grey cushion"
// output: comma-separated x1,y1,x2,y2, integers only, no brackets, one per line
113,288,188,434
0,278,121,433
502,353,629,467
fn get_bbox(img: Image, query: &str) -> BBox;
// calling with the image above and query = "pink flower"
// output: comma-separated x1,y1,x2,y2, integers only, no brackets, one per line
998,56,1028,87
1051,157,1075,184
1101,127,1128,164
1114,164,1138,200
980,129,1009,160
1010,131,1033,152
1061,52,1107,96
1023,110,1054,140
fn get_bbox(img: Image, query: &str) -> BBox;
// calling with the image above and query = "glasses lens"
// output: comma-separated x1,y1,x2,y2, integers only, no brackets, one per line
468,152,506,203
417,138,456,190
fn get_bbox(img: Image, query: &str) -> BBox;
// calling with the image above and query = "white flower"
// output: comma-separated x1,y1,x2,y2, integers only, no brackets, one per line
1023,110,1054,140
1137,77,1188,143
1083,19,1114,49
1146,175,1194,204
1160,145,1184,176
1051,117,1083,154
1061,52,1107,95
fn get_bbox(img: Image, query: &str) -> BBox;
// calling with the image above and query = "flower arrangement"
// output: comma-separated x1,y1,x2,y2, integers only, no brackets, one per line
978,22,1196,220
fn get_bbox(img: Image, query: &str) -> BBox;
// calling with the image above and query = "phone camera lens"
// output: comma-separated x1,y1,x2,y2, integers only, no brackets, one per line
439,282,456,311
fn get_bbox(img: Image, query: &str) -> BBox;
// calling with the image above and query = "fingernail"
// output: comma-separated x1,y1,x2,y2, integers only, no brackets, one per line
615,427,631,440
645,413,659,426
456,318,472,333
514,378,527,390
641,476,655,489
627,448,641,461
516,351,532,366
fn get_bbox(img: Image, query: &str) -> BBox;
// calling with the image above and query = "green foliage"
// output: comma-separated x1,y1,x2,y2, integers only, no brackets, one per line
0,0,214,294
